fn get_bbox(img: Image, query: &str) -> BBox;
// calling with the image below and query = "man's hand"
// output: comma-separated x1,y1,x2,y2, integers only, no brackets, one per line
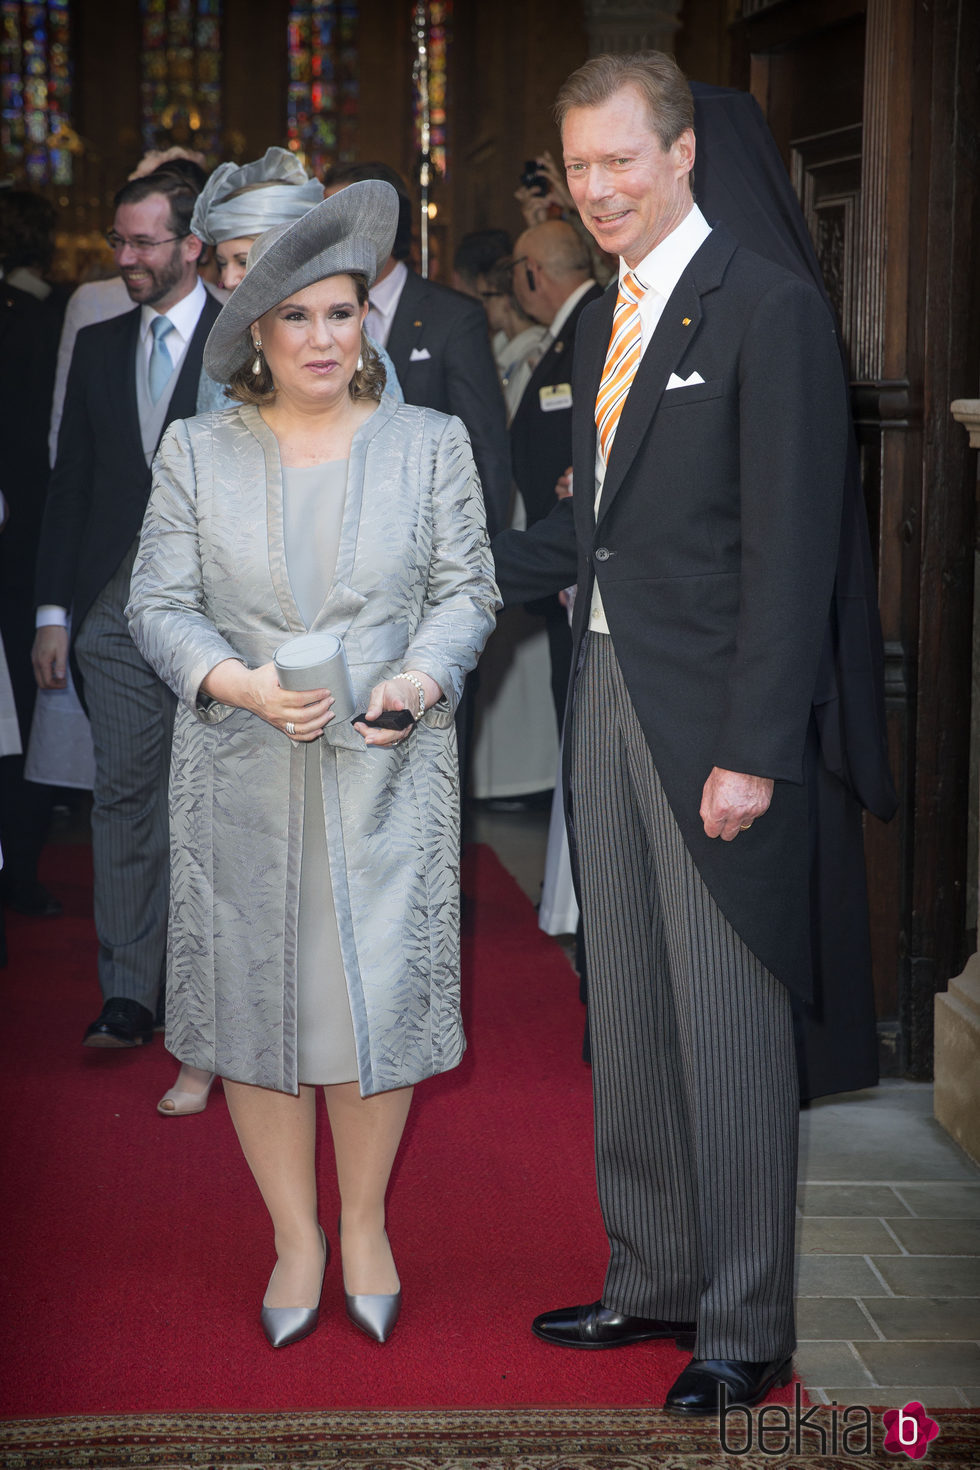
700,766,773,842
32,625,69,690
555,466,573,500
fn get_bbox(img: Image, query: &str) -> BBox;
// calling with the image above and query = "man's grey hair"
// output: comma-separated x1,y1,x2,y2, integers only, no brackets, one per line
555,51,694,151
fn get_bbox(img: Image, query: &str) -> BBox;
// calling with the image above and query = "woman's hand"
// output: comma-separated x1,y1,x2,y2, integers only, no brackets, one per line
201,658,333,741
354,671,443,748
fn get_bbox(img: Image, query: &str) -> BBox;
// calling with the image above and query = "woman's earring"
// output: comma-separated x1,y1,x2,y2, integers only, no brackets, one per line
356,352,364,372
251,338,263,376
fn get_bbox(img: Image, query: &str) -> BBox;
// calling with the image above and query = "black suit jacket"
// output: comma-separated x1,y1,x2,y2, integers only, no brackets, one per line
35,292,221,640
385,269,511,538
510,282,603,527
495,231,856,988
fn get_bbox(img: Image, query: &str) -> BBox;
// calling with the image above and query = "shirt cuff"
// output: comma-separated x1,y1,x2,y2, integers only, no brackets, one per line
36,605,68,629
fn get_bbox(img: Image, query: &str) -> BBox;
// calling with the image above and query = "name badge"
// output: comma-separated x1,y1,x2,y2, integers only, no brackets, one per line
540,383,572,412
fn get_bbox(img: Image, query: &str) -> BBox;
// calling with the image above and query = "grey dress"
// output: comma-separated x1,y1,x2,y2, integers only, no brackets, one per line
283,460,358,1085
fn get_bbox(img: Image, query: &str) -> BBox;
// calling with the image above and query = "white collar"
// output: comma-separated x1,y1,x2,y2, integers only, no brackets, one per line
369,260,408,317
623,203,711,301
548,278,597,341
139,275,207,343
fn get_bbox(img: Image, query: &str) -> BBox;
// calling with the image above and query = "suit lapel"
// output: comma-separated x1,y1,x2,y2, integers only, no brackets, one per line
384,270,425,380
571,287,613,532
110,307,145,469
597,284,703,522
596,227,736,526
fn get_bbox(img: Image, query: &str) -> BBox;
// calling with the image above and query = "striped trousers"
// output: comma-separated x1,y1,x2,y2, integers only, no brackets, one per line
569,633,798,1360
74,546,175,1014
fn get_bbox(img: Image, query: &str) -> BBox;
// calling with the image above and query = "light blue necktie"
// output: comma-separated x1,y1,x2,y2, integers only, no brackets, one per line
148,316,175,403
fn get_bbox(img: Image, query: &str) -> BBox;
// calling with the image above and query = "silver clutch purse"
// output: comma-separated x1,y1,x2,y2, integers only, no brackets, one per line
273,631,356,724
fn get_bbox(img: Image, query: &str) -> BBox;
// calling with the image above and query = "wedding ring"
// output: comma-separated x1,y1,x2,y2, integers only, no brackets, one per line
285,721,296,736
740,821,753,830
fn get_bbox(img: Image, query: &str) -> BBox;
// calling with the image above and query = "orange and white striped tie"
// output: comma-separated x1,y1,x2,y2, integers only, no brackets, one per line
595,270,643,464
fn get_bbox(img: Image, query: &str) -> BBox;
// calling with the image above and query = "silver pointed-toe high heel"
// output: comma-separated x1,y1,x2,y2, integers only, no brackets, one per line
338,1215,401,1343
261,1227,329,1349
345,1287,401,1344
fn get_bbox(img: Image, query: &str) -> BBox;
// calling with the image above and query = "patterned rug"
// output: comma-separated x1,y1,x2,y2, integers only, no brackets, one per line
1,1406,977,1469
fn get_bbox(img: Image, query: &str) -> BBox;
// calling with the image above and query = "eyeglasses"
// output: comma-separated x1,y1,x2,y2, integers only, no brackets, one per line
105,230,189,254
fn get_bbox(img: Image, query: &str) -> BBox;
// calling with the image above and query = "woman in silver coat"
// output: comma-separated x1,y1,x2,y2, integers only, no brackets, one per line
127,181,498,1349
160,147,401,1119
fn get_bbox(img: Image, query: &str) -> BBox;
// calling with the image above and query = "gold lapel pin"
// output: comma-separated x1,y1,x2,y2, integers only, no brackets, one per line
414,320,422,327
682,317,692,326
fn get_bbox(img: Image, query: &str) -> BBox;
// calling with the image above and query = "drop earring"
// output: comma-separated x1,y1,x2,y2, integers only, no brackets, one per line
251,338,263,376
356,352,364,372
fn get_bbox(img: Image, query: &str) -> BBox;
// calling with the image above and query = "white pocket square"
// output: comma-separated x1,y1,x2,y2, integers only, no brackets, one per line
409,347,431,362
666,371,705,389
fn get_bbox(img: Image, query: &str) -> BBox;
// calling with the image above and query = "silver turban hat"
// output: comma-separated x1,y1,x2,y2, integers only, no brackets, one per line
190,146,325,246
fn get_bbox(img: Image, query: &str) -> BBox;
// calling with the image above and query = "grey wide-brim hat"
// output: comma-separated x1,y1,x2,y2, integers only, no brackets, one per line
203,179,398,383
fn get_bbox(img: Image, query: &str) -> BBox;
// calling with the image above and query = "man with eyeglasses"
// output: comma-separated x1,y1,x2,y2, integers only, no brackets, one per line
32,164,222,1049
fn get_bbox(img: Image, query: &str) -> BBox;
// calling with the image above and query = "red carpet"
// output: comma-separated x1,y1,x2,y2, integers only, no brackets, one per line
0,841,798,1419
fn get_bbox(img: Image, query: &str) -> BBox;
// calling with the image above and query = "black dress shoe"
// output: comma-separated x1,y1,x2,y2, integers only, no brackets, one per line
1,880,63,917
532,1301,696,1350
665,1356,794,1415
83,998,156,1048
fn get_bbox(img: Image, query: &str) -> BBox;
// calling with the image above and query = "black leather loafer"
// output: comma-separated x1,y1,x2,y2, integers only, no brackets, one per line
83,998,156,1048
532,1300,696,1350
665,1356,794,1415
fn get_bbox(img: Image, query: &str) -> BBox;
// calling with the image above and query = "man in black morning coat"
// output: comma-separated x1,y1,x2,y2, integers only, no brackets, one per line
492,53,894,1416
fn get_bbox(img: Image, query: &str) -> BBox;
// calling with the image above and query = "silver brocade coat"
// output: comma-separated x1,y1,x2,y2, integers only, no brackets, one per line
127,397,499,1096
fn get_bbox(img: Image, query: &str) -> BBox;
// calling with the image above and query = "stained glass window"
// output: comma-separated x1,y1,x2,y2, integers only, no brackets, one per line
287,0,359,178
422,1,450,180
140,0,223,160
0,0,73,186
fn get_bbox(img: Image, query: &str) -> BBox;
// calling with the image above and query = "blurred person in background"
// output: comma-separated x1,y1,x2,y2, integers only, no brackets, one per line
0,188,67,925
451,226,512,301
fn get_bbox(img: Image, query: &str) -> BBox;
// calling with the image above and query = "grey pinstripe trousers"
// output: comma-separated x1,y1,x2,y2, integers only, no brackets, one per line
570,633,798,1360
74,546,175,1013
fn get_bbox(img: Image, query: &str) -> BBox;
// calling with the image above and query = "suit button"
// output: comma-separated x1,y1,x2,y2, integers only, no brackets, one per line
595,546,611,562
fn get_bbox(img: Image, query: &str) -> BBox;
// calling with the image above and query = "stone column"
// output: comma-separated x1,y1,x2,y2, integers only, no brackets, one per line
934,398,980,1164
581,1,683,55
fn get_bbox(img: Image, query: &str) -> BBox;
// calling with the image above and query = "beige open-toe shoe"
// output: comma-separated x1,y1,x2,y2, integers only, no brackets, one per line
156,1067,215,1117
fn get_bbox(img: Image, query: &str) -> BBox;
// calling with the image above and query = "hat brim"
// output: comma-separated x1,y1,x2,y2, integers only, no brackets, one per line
203,179,398,383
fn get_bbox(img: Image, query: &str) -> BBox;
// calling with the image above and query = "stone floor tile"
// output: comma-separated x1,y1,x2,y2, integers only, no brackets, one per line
958,1386,980,1406
891,1183,980,1218
861,1297,980,1341
854,1339,980,1385
794,1339,874,1388
885,1218,980,1255
799,1083,980,1182
810,1386,967,1409
797,1298,880,1341
798,1217,901,1255
872,1256,980,1297
796,1256,890,1297
797,1184,909,1217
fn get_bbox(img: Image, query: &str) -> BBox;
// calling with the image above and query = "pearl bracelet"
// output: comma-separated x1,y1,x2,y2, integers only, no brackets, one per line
398,672,426,721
